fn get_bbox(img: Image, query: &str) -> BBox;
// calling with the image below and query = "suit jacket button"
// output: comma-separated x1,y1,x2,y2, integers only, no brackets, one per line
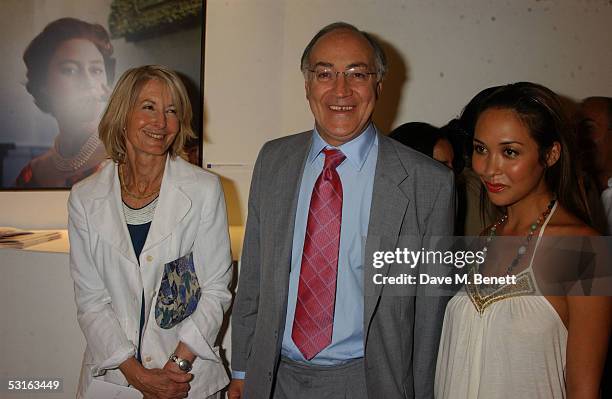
144,356,152,363
146,255,153,262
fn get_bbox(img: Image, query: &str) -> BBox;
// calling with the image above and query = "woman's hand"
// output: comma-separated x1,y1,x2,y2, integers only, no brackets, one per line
119,357,192,399
163,359,186,374
136,368,191,399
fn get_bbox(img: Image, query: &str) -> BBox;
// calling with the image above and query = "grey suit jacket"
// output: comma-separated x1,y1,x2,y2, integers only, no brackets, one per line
232,130,455,399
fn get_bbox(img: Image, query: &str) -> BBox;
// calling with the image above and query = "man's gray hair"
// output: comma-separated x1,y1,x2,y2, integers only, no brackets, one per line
300,22,388,81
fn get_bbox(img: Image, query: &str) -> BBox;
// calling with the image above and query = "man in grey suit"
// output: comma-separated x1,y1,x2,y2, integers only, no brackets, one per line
229,22,454,399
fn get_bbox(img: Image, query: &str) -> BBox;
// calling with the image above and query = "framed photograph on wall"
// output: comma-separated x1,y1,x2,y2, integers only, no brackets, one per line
0,0,205,190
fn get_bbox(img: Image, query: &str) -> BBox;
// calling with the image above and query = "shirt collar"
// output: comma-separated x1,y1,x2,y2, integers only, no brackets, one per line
308,123,377,171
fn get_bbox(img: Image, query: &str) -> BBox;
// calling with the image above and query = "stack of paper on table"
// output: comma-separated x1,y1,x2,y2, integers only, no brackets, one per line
0,227,62,249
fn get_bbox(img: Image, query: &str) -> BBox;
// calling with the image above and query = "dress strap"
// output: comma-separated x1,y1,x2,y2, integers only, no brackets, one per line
526,200,558,272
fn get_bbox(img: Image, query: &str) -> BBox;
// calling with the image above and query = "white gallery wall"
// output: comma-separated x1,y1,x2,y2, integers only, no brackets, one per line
1,0,611,228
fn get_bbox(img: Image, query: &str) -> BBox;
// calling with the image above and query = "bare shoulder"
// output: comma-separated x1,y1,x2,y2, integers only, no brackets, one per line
545,204,600,237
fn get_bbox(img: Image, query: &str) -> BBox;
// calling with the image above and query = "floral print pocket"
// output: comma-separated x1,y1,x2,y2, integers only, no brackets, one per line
155,252,201,329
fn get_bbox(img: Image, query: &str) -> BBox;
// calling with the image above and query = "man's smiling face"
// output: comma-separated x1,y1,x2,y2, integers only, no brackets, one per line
304,29,382,146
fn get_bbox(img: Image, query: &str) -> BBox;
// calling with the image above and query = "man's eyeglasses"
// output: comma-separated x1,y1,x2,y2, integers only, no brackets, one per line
307,66,378,85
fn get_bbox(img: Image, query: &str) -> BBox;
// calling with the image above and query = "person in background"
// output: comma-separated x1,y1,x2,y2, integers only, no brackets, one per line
389,122,457,171
577,96,612,233
435,82,612,398
229,22,454,399
17,17,113,188
68,65,232,398
577,96,612,398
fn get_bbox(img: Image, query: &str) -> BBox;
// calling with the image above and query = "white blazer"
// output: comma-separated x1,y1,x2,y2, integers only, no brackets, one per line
68,156,232,398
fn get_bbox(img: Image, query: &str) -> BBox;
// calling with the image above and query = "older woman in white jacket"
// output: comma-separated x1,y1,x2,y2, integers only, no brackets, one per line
68,65,232,399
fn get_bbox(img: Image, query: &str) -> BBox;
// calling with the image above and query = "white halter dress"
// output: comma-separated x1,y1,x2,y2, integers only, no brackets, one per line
435,203,567,398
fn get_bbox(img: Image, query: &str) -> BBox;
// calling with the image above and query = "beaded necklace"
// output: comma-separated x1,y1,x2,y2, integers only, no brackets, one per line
50,133,101,172
482,198,556,276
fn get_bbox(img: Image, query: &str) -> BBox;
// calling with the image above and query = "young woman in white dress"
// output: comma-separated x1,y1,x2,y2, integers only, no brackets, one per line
435,82,611,398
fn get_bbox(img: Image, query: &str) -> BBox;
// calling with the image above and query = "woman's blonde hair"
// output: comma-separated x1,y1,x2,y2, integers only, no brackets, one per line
99,65,196,162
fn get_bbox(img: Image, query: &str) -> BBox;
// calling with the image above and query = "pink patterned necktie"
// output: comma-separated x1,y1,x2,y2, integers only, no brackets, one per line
292,148,345,360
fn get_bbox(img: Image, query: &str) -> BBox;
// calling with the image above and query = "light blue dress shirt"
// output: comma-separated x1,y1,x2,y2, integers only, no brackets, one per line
280,124,378,365
232,124,378,378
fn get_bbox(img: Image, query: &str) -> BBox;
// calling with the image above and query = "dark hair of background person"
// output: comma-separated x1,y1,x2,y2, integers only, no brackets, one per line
474,81,598,230
439,122,466,174
389,122,465,174
23,17,116,114
300,21,388,81
389,122,439,155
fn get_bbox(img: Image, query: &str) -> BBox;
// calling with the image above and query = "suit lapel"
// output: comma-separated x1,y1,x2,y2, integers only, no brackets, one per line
142,157,191,255
364,135,411,333
89,163,138,266
272,133,312,315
